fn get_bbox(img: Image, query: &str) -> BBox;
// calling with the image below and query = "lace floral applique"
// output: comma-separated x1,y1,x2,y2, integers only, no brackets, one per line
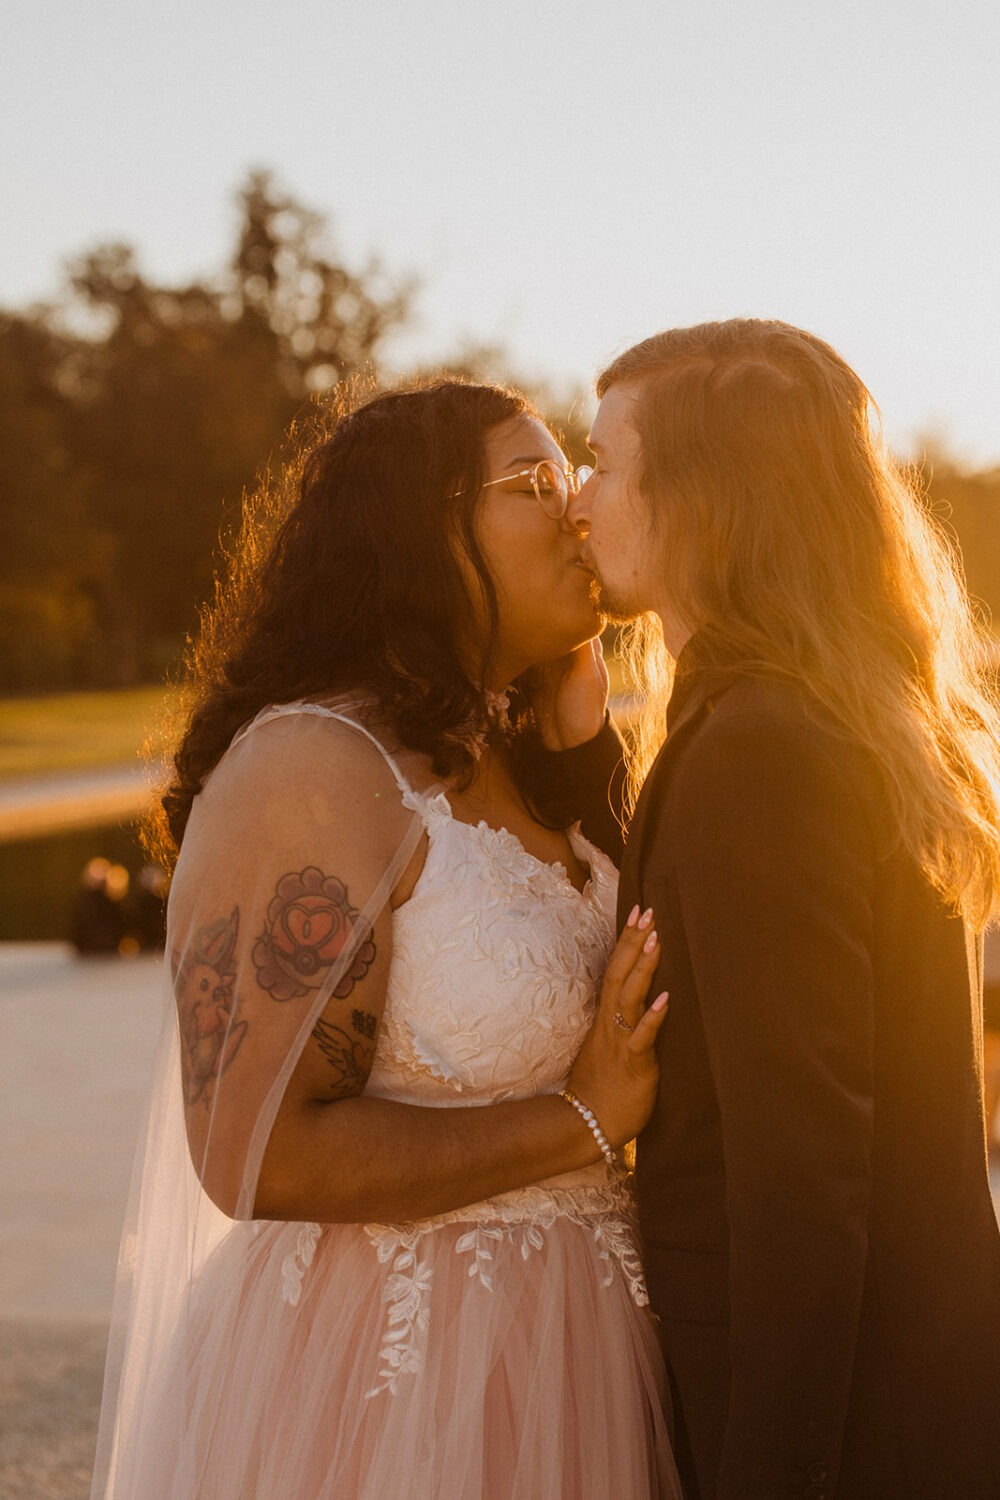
281,1222,321,1307
350,785,643,1391
455,1223,509,1290
370,822,613,1106
362,1175,648,1392
592,1215,649,1307
452,1180,649,1305
364,1227,434,1398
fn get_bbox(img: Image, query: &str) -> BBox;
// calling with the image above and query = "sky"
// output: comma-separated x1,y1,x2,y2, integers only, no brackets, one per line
3,0,999,465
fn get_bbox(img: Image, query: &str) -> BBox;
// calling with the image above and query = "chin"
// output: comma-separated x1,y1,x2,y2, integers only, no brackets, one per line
543,605,605,661
588,575,640,624
577,598,606,637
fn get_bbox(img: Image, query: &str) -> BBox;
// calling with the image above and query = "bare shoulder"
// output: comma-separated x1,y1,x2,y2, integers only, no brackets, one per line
184,706,418,866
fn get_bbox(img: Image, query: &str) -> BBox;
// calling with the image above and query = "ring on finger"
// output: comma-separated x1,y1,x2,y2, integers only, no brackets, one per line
613,1010,635,1033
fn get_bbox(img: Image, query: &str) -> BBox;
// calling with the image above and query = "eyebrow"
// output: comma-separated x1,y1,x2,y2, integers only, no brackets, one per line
500,453,556,471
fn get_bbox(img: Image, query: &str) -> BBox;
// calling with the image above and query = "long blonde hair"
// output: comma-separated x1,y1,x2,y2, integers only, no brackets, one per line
601,319,1000,928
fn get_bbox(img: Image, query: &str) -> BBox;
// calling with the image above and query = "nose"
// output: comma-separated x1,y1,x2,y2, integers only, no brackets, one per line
566,479,592,539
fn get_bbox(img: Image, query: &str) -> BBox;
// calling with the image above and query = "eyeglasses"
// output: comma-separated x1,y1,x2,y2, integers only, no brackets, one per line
454,460,594,520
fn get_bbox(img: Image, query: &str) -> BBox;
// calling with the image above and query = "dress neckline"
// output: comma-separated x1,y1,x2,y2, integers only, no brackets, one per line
268,704,603,902
422,788,597,900
272,703,600,898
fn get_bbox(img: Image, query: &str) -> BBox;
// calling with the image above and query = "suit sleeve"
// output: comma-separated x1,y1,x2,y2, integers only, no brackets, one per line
517,715,627,864
668,710,877,1498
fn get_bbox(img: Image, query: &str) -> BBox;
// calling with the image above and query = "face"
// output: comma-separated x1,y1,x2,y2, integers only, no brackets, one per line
568,383,656,619
568,381,693,656
460,414,601,684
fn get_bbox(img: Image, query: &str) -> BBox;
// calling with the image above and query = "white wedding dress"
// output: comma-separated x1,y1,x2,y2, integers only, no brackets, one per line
93,706,679,1500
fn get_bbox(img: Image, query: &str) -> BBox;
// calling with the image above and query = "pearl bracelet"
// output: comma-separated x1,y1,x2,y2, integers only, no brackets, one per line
558,1088,618,1169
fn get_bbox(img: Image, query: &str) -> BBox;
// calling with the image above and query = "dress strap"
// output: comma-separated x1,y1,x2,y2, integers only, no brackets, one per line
317,709,413,801
230,699,435,813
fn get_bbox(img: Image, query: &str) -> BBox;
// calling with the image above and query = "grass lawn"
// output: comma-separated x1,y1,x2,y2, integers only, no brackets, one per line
0,687,175,780
0,650,633,783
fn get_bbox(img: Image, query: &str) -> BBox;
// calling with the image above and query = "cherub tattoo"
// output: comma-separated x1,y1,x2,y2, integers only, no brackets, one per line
310,1017,374,1099
253,866,376,1003
173,908,248,1108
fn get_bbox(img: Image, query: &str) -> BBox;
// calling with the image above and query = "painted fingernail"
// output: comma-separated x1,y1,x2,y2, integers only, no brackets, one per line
643,929,658,954
626,904,640,928
637,907,654,930
651,991,669,1012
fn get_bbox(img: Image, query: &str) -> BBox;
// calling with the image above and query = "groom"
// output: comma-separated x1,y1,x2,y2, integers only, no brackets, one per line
569,320,1000,1499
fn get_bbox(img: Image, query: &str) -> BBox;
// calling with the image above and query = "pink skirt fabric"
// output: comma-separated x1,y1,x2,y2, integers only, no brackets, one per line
116,1202,679,1499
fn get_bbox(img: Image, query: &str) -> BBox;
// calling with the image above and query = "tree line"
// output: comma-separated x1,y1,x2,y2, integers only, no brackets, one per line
1,172,997,693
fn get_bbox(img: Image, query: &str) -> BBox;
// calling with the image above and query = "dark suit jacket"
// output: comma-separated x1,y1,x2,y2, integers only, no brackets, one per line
620,650,1000,1500
519,711,627,867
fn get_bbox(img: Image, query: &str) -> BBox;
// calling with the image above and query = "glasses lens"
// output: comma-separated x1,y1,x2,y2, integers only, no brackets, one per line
532,461,568,519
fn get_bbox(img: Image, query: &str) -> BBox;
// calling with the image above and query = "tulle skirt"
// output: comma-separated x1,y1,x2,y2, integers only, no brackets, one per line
111,1183,680,1499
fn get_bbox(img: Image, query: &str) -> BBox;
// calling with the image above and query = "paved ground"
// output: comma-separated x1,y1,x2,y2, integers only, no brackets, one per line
2,941,999,1499
0,1323,109,1500
0,945,163,1500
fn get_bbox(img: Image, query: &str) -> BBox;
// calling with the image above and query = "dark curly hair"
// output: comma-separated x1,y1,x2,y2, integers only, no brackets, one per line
150,377,556,867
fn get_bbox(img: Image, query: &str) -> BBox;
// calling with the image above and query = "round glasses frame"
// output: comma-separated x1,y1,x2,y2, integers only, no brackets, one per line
453,460,594,520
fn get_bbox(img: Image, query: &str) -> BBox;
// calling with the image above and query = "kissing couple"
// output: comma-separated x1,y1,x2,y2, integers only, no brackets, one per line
93,319,1000,1500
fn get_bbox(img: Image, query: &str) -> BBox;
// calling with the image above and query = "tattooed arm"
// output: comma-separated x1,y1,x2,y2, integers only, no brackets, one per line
177,857,664,1223
243,857,664,1225
246,859,589,1221
174,908,248,1109
170,713,664,1223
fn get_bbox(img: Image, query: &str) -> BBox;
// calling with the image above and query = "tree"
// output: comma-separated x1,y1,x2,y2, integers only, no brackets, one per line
230,170,412,394
3,173,998,693
0,172,414,689
0,313,101,688
919,453,1000,629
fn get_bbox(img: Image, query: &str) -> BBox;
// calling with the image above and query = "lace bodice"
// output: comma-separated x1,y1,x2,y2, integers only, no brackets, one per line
366,786,619,1106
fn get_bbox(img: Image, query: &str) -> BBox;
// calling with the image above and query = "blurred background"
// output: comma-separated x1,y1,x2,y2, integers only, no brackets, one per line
2,0,999,942
1,0,998,1493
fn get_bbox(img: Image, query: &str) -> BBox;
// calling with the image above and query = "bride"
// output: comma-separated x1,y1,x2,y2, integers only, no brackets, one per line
91,380,681,1499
